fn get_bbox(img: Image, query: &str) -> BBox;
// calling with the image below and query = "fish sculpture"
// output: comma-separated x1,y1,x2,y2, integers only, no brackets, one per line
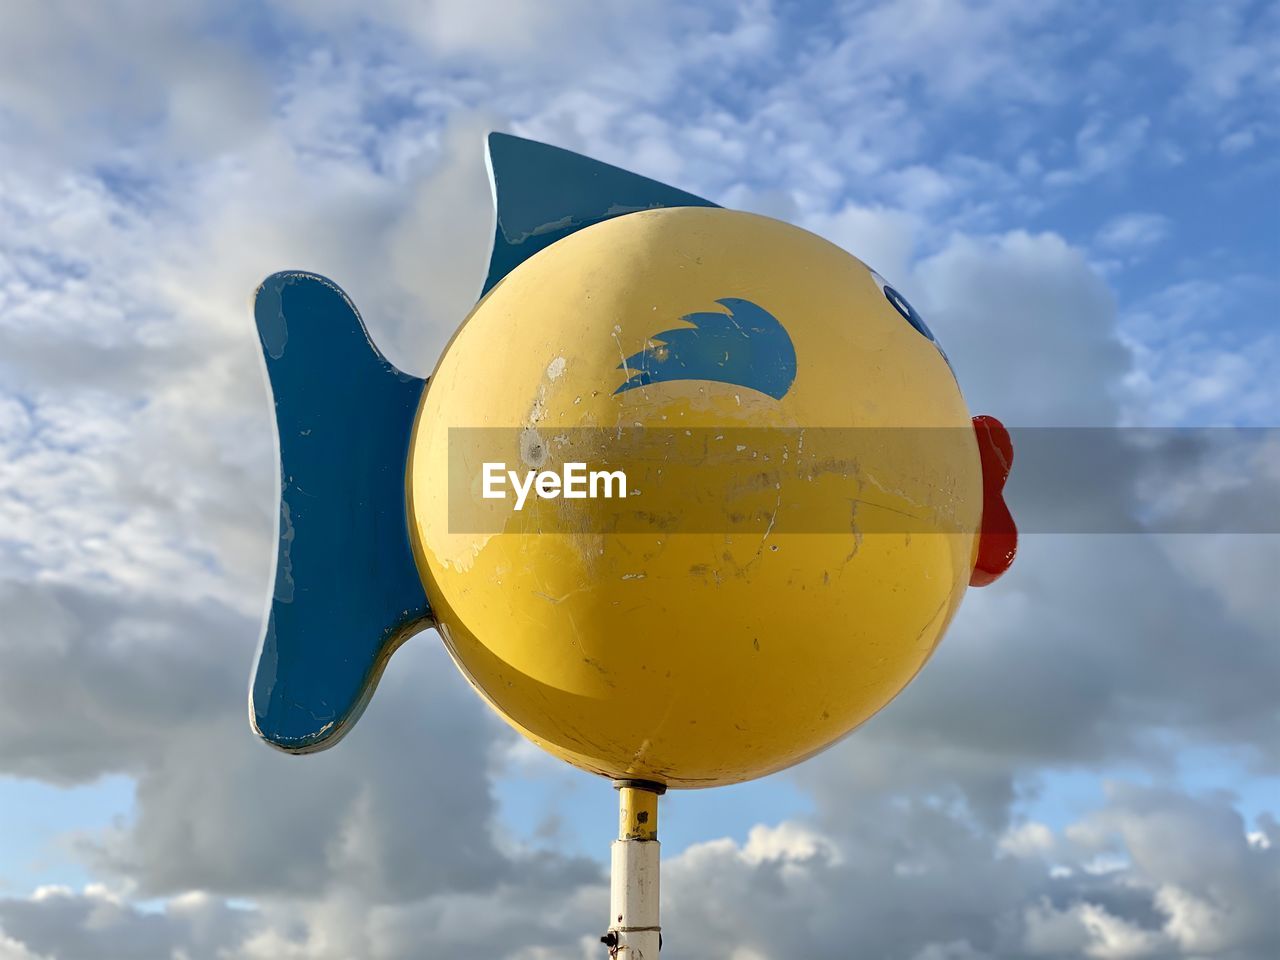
249,133,1017,787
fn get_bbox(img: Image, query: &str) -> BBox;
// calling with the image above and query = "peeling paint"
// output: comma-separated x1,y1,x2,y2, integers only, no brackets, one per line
520,428,548,468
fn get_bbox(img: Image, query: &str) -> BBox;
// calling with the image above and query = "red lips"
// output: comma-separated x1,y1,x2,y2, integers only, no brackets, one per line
970,415,1017,587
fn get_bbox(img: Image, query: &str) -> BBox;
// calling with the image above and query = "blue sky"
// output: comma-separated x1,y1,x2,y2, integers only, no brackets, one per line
0,1,1276,958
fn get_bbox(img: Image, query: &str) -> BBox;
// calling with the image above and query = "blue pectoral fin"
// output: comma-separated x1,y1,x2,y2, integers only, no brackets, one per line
482,132,718,295
251,272,431,754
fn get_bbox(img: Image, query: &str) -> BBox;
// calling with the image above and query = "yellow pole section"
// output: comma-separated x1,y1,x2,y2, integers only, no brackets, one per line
618,784,659,842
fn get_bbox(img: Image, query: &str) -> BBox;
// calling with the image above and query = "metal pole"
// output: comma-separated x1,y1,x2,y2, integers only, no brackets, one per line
601,779,665,958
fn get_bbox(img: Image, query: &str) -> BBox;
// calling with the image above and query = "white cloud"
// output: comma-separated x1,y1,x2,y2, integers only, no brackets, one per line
1095,213,1173,254
1045,116,1151,188
1023,899,1168,958
741,821,844,866
913,229,1129,425
803,203,922,285
1126,1,1280,113
1218,128,1257,155
998,821,1056,858
0,934,49,960
1118,278,1280,426
0,2,269,165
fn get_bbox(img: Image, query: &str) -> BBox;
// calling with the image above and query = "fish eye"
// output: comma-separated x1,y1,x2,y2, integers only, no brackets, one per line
869,269,936,343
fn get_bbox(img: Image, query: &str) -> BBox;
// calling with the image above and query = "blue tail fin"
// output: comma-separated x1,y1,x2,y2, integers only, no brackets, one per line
251,272,431,753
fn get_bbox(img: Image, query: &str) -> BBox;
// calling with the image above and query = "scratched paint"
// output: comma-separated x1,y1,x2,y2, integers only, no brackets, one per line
407,205,1005,788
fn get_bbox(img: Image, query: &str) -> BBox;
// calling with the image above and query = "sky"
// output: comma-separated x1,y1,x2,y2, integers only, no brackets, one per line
0,0,1277,957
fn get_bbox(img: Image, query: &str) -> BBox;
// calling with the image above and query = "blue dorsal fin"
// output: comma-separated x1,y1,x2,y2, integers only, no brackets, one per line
482,132,718,295
251,272,431,753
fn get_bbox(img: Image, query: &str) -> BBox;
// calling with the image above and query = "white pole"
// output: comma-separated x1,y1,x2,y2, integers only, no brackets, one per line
602,780,664,958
